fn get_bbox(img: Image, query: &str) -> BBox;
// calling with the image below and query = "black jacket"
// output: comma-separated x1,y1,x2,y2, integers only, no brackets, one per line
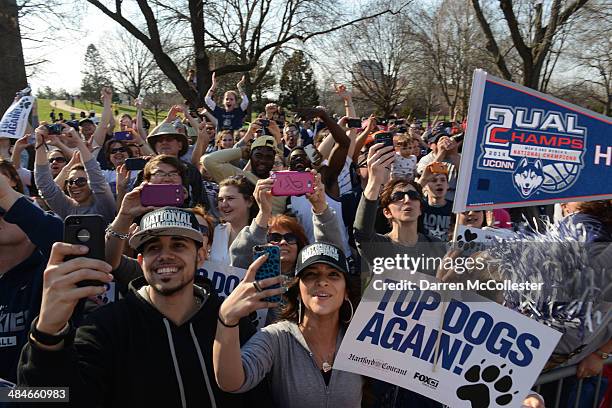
18,277,260,408
0,197,62,383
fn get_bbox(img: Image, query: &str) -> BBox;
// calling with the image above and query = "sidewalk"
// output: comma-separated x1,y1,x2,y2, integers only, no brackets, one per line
50,100,89,114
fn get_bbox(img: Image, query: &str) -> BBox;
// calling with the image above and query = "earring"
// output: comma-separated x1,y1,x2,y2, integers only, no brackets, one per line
343,298,354,324
297,298,303,323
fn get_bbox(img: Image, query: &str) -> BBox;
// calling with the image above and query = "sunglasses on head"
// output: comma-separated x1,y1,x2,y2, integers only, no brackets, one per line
110,147,128,154
389,190,421,203
267,232,298,245
66,177,88,187
48,157,67,164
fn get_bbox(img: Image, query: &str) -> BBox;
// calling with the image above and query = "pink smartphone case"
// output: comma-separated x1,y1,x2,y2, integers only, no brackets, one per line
140,184,184,207
271,171,315,196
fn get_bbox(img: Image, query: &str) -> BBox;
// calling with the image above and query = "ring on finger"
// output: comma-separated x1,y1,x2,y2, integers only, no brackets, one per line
253,281,263,292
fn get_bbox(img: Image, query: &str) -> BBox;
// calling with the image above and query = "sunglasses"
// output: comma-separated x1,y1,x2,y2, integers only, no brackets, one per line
110,147,128,154
267,232,298,245
389,190,421,203
66,177,88,187
48,157,67,164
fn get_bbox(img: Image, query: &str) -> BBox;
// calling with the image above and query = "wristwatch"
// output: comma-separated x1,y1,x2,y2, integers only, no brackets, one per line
595,350,611,359
30,316,72,346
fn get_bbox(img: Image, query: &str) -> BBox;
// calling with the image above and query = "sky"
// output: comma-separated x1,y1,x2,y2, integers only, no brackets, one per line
23,3,127,94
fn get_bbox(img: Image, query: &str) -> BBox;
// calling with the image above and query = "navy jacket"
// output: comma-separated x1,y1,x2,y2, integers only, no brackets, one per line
0,197,62,383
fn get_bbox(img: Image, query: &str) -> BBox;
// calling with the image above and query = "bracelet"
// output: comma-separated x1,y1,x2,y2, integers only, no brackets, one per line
312,204,329,216
217,314,239,328
105,225,130,240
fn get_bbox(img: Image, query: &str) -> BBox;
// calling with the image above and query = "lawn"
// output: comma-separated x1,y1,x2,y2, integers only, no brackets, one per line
36,98,162,126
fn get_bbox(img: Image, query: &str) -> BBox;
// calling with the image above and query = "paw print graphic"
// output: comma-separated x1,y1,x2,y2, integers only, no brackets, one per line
456,360,518,408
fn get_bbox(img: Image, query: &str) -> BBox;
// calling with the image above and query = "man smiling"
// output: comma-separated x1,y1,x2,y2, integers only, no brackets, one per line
18,207,257,407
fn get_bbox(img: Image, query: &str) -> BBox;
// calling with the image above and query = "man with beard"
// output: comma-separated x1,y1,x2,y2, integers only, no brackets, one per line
18,207,260,407
202,135,286,213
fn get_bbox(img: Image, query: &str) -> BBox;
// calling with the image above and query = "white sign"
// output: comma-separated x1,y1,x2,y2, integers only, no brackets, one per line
335,269,561,408
198,261,268,330
0,96,34,139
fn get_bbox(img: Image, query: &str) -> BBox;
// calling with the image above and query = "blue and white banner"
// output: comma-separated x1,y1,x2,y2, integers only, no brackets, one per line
454,70,612,212
335,269,561,407
0,96,34,139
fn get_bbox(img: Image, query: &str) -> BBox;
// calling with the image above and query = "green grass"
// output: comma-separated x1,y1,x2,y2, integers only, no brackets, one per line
36,98,160,126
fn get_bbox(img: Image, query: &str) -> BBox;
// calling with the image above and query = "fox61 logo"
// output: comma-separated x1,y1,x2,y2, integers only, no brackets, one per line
477,105,586,197
413,372,439,389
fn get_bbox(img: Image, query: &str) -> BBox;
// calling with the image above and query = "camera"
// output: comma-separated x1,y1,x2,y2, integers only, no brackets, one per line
45,124,63,135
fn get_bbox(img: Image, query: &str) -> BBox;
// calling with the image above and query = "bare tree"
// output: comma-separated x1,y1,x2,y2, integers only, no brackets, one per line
409,0,492,118
86,0,396,108
339,4,415,116
100,30,163,99
470,0,590,90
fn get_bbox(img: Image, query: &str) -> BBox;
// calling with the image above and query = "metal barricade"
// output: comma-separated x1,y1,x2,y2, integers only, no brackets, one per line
533,357,612,408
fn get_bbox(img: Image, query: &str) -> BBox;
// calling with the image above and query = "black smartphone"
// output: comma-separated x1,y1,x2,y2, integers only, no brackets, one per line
259,119,270,127
374,132,394,148
124,157,147,171
252,245,282,303
346,118,361,128
376,117,389,125
64,215,106,287
451,132,464,143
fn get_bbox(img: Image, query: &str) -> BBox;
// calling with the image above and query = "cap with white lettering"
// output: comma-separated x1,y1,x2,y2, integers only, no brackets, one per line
129,207,203,250
294,242,349,277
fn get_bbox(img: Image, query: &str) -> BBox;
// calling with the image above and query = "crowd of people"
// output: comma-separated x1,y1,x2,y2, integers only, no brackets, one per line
0,77,610,408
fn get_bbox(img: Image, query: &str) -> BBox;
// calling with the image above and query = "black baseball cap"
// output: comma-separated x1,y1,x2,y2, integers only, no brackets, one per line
79,118,95,126
295,243,349,276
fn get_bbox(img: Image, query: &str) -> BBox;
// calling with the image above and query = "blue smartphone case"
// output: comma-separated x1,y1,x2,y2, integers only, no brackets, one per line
253,245,282,303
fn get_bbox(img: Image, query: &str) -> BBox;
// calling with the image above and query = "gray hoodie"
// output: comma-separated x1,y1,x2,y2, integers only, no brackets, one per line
235,320,363,408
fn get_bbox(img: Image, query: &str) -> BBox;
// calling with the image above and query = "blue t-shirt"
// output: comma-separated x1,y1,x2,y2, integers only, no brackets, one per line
213,106,247,131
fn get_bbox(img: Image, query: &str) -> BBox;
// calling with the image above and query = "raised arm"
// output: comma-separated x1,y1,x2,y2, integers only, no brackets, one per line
11,135,30,169
191,122,211,167
214,256,284,392
91,87,113,148
204,72,218,111
237,76,249,111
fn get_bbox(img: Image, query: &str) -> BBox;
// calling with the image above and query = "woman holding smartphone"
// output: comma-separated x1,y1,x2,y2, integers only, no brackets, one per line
213,242,363,407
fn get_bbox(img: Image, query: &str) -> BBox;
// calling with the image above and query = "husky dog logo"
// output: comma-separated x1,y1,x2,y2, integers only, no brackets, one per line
513,158,544,197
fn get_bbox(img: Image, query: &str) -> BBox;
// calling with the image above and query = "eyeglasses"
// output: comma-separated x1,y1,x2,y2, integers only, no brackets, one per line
150,171,180,178
110,147,128,154
389,190,421,203
267,232,298,245
48,157,67,164
66,177,88,187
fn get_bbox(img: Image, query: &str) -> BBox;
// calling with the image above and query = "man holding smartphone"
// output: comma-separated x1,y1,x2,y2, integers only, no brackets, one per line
18,207,260,407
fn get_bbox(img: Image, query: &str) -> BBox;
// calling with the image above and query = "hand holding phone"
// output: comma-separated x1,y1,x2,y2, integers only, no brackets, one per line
140,184,184,207
270,171,315,196
374,132,394,148
346,118,361,128
64,215,107,287
252,245,282,303
113,131,132,141
125,157,147,171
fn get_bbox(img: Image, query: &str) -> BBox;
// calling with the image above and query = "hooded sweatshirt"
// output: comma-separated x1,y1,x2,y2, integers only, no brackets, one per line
18,277,263,408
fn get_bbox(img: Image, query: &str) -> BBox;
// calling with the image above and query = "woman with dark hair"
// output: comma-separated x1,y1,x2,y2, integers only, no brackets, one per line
213,242,363,407
101,139,137,198
229,170,345,273
33,124,116,223
210,175,257,264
